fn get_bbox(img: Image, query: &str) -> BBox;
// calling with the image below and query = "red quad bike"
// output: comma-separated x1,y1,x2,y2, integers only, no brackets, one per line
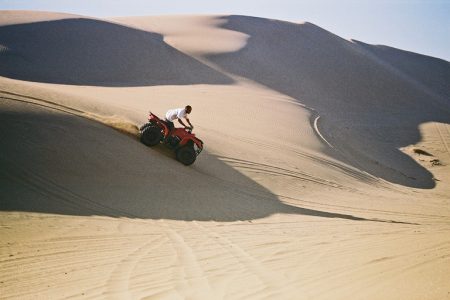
139,112,204,165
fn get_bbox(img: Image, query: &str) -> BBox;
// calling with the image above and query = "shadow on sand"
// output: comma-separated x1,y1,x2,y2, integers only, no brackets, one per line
0,99,409,224
204,15,450,189
352,40,450,101
0,18,232,86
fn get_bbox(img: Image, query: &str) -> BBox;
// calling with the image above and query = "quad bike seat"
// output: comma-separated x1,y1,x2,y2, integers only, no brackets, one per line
160,119,174,132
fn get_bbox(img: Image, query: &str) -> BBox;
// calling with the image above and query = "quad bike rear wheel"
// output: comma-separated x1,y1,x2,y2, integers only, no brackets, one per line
139,122,152,131
140,126,162,146
176,145,196,165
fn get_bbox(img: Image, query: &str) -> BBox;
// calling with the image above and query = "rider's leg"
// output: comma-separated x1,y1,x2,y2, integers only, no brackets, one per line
166,120,174,132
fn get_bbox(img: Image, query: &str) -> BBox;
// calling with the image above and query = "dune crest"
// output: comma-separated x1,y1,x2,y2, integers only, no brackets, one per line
0,14,232,86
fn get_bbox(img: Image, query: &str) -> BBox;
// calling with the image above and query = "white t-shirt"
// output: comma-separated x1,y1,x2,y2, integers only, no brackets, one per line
165,108,187,122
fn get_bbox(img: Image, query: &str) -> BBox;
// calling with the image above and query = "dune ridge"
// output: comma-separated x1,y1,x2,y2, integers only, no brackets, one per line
0,90,140,137
0,16,233,86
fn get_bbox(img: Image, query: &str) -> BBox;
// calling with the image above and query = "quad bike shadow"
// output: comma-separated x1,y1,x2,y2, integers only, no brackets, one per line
140,112,204,165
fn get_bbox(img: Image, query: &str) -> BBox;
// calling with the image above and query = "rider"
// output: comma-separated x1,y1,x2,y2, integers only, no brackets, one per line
165,105,193,132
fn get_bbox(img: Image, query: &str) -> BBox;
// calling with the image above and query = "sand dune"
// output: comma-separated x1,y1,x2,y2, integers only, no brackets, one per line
352,40,450,101
200,16,450,188
1,11,449,299
111,15,450,188
0,14,232,86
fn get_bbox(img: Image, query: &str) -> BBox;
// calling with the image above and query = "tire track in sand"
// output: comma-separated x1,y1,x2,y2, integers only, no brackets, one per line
191,222,297,299
218,156,350,190
435,122,450,158
165,228,215,299
104,236,167,299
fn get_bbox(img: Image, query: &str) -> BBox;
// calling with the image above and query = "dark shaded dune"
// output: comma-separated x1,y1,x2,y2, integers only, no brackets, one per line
0,18,232,86
0,98,402,223
206,16,450,114
352,40,450,101
205,15,450,188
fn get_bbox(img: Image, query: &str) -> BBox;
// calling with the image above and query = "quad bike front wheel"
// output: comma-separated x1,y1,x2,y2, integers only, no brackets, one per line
176,145,197,165
140,126,162,146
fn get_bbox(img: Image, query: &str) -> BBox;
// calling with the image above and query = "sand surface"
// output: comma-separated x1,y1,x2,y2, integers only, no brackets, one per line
1,11,450,299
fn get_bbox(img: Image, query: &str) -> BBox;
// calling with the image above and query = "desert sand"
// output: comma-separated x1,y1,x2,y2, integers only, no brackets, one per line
1,11,449,299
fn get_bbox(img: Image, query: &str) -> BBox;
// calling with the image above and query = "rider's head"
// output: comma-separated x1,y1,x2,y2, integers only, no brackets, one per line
185,105,192,114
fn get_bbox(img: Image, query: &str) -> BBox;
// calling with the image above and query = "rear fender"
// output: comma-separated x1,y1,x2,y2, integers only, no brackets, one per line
160,122,170,137
153,120,169,137
145,113,169,137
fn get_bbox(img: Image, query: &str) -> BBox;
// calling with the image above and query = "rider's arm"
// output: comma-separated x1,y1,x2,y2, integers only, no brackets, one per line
185,117,193,128
178,118,193,129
